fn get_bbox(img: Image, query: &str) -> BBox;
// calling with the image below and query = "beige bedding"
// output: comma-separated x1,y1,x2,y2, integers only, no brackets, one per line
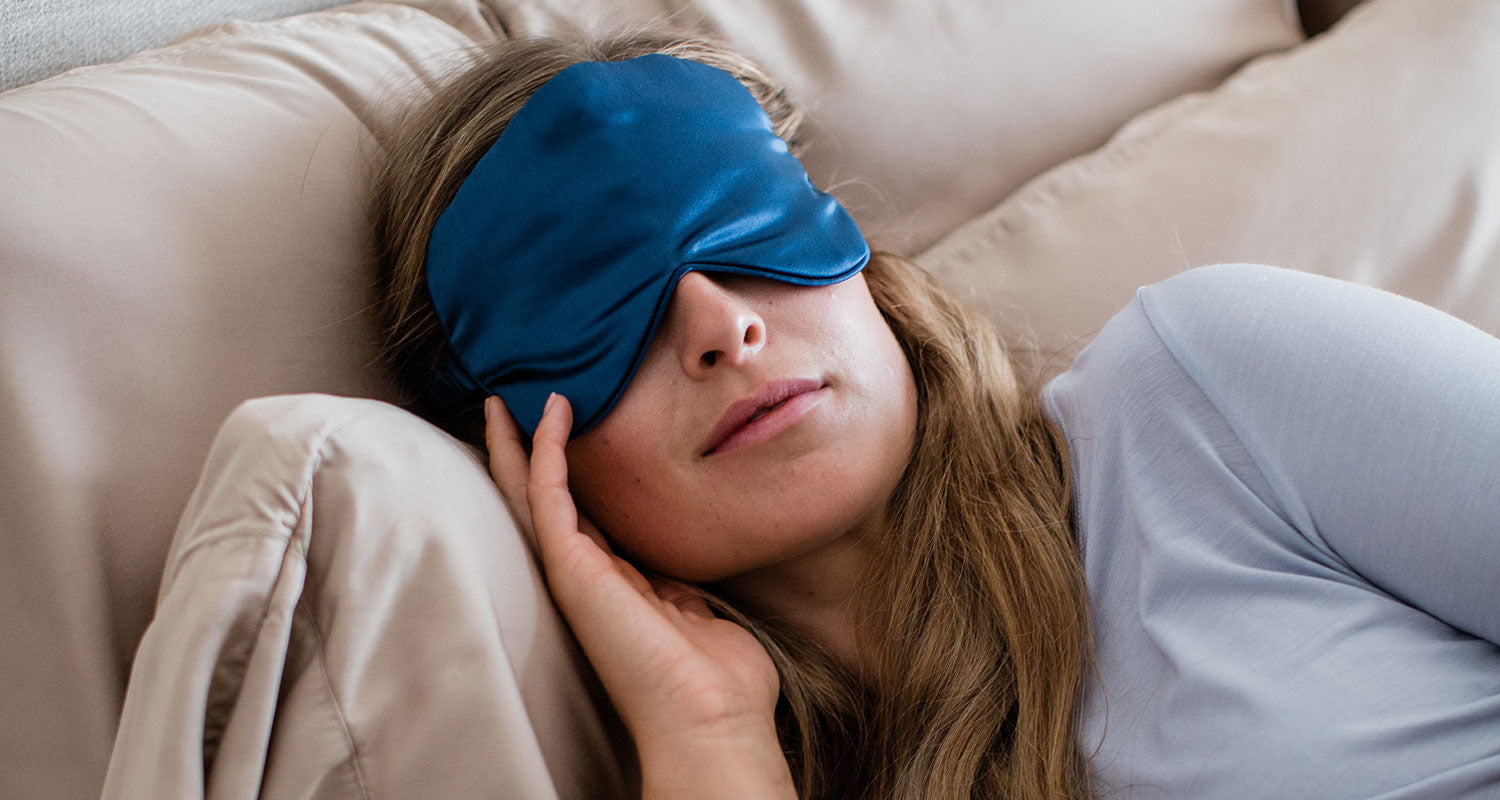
13,0,1500,797
0,0,1302,794
922,0,1500,381
103,395,631,799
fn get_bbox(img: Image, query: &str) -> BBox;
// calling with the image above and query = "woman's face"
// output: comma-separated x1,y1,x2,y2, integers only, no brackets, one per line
564,269,918,583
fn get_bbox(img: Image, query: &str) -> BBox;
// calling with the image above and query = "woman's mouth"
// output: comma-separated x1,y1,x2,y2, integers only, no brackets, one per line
700,378,825,457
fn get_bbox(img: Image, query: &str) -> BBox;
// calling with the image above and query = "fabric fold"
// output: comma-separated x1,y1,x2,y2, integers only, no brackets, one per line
103,394,632,800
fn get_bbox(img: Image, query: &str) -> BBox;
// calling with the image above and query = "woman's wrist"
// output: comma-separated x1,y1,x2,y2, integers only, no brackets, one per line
637,725,797,800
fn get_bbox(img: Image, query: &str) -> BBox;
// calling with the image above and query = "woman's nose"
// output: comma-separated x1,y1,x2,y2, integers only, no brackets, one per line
670,271,766,378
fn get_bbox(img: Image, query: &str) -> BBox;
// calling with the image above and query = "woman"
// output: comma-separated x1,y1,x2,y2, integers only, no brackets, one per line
370,28,1500,800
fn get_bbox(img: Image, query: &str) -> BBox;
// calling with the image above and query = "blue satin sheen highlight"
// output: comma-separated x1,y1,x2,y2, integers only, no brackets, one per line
424,54,869,436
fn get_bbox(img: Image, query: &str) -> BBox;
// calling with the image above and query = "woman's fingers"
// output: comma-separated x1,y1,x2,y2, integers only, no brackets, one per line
525,395,668,638
648,574,717,620
526,393,607,579
612,554,656,597
497,394,705,619
522,395,698,611
512,394,782,749
484,396,535,538
577,513,616,555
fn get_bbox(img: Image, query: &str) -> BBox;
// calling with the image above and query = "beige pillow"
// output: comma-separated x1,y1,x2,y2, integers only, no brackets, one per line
920,0,1500,383
0,4,488,797
104,394,630,799
490,0,1305,253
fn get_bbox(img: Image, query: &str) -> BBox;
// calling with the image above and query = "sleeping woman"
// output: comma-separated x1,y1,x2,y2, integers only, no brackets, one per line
369,28,1500,800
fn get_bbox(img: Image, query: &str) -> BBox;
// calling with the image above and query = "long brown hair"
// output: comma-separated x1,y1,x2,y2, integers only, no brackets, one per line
368,27,1093,800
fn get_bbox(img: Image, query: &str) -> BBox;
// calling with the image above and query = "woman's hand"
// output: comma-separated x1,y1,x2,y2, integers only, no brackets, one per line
485,394,795,799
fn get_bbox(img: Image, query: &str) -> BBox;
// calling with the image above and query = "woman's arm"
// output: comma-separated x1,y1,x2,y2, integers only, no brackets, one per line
485,394,796,799
1140,264,1500,645
637,731,796,800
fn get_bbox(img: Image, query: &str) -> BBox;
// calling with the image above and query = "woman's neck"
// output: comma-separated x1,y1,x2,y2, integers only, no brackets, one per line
713,526,882,681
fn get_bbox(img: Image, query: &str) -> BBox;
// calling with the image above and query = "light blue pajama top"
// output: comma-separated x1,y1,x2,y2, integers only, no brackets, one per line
1041,264,1500,799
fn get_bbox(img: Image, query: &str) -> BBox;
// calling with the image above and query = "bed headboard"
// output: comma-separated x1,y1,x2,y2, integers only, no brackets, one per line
0,0,345,92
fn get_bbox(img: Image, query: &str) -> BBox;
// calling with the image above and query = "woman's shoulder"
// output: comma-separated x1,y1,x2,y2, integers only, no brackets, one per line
1040,262,1377,481
1118,262,1356,366
1131,262,1370,369
1046,263,1365,416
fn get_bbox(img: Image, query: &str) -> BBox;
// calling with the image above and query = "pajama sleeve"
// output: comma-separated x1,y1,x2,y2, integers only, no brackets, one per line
1137,264,1500,646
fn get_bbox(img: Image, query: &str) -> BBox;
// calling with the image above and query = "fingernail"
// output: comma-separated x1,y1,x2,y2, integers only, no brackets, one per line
484,396,496,422
544,392,558,415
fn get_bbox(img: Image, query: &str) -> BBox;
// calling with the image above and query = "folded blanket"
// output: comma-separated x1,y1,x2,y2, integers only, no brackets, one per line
103,395,633,800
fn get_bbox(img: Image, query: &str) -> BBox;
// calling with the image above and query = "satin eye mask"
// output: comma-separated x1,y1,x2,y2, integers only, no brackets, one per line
422,53,869,437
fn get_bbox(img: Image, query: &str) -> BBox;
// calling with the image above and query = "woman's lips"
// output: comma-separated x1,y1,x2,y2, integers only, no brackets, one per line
701,378,825,457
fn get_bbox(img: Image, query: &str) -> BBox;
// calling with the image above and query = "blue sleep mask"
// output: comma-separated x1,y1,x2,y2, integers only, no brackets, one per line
423,53,869,437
